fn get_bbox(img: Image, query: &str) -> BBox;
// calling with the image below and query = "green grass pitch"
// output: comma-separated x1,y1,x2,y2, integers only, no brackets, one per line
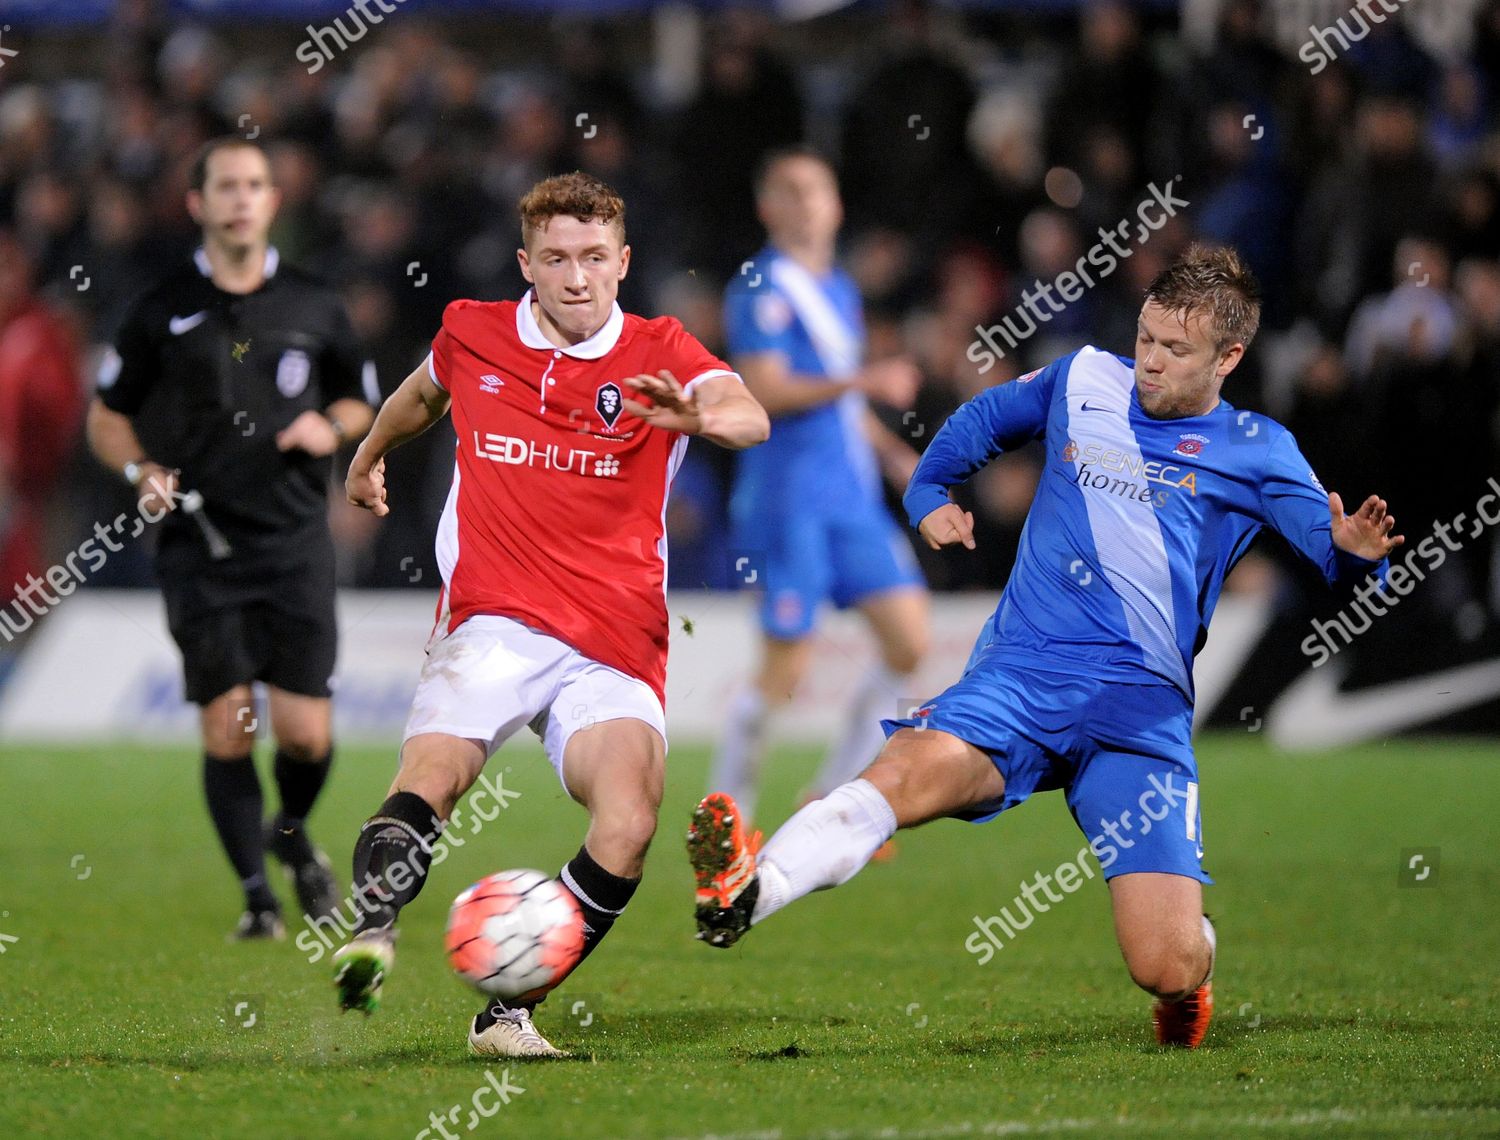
1,735,1497,1137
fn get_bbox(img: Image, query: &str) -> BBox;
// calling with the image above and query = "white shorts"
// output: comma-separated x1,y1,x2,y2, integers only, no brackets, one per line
402,615,667,780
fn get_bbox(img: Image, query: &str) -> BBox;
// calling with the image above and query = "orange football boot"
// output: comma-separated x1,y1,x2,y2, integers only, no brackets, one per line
1152,980,1214,1048
686,793,762,948
1153,915,1217,1048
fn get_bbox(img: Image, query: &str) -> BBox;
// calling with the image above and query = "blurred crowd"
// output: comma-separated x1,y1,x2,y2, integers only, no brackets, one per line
1,0,1497,645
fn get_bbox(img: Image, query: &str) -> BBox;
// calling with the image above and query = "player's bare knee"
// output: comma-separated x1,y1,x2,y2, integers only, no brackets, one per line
605,800,659,852
1122,939,1204,1000
881,637,926,676
275,735,330,764
393,744,483,821
202,722,255,759
205,739,254,761
863,735,944,825
756,667,804,707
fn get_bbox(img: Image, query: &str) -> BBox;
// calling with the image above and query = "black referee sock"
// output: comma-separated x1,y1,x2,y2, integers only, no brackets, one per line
203,754,277,914
271,748,333,861
350,791,442,934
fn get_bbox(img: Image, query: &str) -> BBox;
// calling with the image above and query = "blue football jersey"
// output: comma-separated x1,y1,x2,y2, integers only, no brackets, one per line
905,346,1388,698
724,245,880,513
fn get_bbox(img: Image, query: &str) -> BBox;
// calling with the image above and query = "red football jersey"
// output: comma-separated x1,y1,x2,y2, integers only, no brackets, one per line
426,291,737,705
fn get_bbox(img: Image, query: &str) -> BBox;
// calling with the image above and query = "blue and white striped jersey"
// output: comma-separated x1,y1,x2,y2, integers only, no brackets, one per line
905,346,1386,698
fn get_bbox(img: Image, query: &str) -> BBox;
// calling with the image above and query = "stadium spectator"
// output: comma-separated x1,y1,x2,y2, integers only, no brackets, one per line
0,228,83,616
673,11,805,279
1044,0,1158,176
840,0,981,245
0,1,1493,601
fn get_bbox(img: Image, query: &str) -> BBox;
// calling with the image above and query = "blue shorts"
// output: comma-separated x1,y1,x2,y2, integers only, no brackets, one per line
738,506,923,639
882,653,1209,883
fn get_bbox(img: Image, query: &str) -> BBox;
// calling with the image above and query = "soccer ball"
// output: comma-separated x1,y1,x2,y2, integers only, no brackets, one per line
444,870,586,1001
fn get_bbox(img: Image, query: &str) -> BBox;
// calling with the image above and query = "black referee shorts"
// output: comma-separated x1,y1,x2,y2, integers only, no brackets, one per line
156,527,338,706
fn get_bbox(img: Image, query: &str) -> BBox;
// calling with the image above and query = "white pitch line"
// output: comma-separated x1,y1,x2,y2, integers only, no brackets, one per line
671,1105,1498,1140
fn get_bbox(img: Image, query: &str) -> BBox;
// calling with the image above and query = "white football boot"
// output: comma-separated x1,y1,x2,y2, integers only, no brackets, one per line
468,1005,568,1058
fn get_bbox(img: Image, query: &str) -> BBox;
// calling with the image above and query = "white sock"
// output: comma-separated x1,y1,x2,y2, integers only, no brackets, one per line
751,778,898,925
812,664,911,795
1201,914,1217,984
708,687,770,821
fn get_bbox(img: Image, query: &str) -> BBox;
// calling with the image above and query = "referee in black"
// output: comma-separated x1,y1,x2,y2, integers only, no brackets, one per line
86,137,377,941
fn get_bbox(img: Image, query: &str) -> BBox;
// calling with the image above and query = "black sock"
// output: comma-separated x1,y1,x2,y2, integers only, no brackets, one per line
350,791,442,934
273,747,332,823
561,844,640,965
474,845,640,1033
271,748,332,860
203,754,276,913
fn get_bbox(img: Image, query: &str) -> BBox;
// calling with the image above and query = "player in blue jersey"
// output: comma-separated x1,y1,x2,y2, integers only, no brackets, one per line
689,245,1404,1048
708,146,930,825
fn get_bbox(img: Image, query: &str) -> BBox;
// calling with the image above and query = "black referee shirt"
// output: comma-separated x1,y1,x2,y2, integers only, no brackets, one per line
98,247,375,565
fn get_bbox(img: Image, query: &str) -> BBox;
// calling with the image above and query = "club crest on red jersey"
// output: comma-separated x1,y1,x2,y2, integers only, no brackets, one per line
596,382,624,430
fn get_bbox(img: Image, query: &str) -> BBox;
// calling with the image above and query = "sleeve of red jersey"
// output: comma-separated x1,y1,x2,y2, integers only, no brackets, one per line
662,319,740,395
425,302,461,391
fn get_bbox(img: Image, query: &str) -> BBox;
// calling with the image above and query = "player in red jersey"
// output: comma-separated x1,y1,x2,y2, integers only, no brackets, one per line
331,173,768,1056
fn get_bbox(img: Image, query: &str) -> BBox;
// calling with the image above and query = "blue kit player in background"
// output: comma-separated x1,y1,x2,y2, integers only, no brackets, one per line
708,146,930,826
689,245,1405,1049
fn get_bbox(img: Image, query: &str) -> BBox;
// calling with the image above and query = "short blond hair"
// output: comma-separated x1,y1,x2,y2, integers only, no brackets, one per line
1145,244,1262,350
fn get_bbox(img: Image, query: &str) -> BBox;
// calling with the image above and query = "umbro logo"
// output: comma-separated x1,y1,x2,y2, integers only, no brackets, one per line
479,374,504,394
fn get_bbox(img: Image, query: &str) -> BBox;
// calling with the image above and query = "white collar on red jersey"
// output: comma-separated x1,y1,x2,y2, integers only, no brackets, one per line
516,288,624,359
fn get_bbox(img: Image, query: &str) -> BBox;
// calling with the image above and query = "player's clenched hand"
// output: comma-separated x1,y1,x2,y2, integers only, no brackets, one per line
137,463,179,517
918,503,976,551
622,370,702,433
346,453,389,517
276,410,342,457
858,358,921,409
1329,492,1404,561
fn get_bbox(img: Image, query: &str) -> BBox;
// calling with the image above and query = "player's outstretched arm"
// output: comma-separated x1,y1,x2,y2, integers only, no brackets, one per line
863,407,920,490
346,360,451,517
900,358,1062,537
622,371,770,449
735,351,920,417
1329,492,1405,561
